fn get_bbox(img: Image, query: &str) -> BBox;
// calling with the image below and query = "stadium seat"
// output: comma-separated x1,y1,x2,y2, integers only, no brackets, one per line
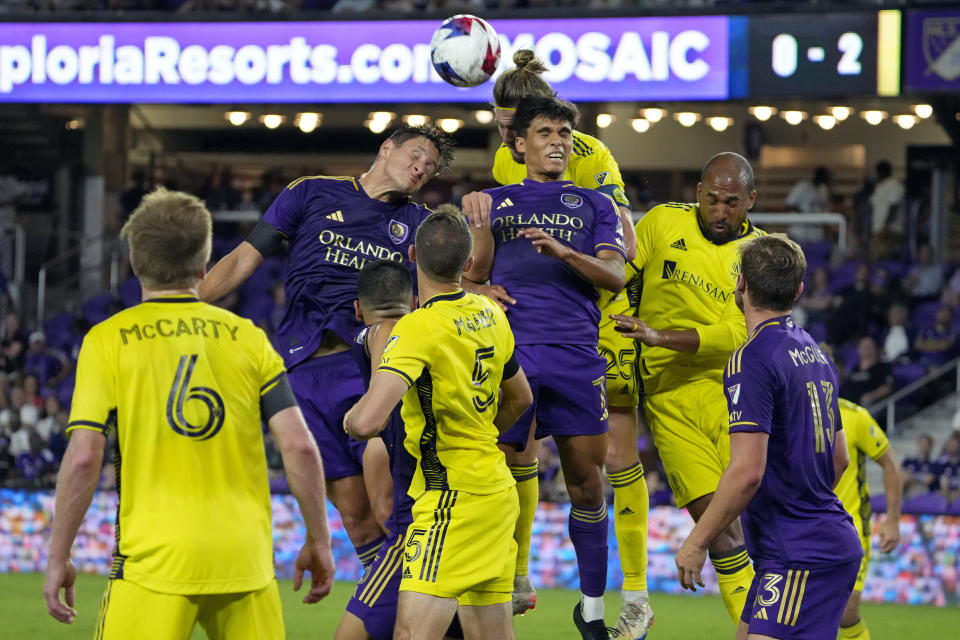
950,499,960,516
902,492,948,515
829,261,861,294
42,312,77,353
892,363,928,389
807,321,827,344
838,342,859,373
910,301,942,330
81,292,118,325
870,494,887,513
117,275,141,308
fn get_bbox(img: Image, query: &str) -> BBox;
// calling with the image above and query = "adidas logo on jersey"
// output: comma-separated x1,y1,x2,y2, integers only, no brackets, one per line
326,210,344,222
753,607,768,620
402,567,413,579
670,238,688,251
618,507,635,516
496,198,514,210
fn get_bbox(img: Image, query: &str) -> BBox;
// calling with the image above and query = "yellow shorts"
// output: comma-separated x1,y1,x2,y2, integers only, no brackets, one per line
95,578,284,640
400,487,518,606
853,525,871,592
644,379,730,508
598,317,639,409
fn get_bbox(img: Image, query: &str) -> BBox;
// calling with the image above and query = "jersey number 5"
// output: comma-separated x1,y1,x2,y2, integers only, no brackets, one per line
167,354,225,440
805,380,836,454
471,346,496,413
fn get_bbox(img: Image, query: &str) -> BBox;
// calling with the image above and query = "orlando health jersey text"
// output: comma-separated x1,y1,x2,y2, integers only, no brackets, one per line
262,176,427,367
725,315,862,567
485,179,625,346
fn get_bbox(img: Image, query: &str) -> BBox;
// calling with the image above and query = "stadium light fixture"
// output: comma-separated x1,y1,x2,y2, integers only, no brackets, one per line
404,114,428,127
913,104,933,119
225,111,251,126
893,114,917,129
674,112,701,127
830,106,852,121
641,108,666,123
707,117,733,132
781,110,807,126
438,118,463,133
474,110,494,124
596,113,614,128
65,119,85,130
630,118,651,133
366,119,389,134
860,110,887,126
748,106,776,121
295,113,321,134
813,115,837,130
259,114,284,129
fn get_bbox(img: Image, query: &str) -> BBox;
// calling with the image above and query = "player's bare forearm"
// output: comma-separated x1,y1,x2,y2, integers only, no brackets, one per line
495,368,533,433
270,406,331,544
48,430,105,563
465,227,495,283
198,241,264,303
878,450,902,519
687,433,766,549
618,206,637,261
565,250,626,292
344,371,408,439
833,430,849,486
610,315,700,353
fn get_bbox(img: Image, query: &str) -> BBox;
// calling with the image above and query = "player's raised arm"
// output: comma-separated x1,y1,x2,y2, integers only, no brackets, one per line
494,359,533,434
198,240,265,303
344,370,410,440
43,428,104,623
266,403,335,604
875,448,902,552
518,228,625,292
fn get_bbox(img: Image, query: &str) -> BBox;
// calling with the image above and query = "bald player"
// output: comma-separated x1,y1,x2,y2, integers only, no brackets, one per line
612,153,765,622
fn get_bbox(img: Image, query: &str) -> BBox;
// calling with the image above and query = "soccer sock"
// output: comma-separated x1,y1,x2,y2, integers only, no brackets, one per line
355,534,386,568
709,545,754,623
608,461,649,593
839,619,870,640
569,502,609,599
580,595,605,622
510,462,539,577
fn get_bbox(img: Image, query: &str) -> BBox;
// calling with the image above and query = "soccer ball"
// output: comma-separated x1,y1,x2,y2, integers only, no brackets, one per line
430,15,501,88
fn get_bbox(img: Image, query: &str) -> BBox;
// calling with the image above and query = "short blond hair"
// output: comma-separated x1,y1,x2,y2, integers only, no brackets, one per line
120,188,212,290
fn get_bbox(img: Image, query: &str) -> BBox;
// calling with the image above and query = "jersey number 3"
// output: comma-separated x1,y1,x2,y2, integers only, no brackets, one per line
167,354,225,440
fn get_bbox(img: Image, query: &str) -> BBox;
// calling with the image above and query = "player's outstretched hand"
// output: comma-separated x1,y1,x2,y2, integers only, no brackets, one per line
517,228,572,260
877,515,900,553
476,284,516,312
293,538,335,604
675,539,707,592
43,558,78,623
462,191,493,229
610,314,659,346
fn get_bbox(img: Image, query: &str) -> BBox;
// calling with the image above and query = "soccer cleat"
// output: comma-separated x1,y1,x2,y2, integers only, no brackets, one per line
573,602,611,640
613,600,654,640
512,575,537,616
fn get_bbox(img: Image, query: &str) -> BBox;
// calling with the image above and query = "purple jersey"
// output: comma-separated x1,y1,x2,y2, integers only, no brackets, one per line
725,315,862,567
485,179,625,346
352,325,415,532
263,176,427,368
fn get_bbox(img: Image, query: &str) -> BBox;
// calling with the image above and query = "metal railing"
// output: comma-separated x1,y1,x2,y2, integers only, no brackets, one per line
748,212,847,256
0,222,26,288
36,236,121,327
866,356,960,438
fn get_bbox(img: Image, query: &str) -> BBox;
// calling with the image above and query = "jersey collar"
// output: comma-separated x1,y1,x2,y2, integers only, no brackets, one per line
521,178,573,187
421,289,466,307
143,295,200,303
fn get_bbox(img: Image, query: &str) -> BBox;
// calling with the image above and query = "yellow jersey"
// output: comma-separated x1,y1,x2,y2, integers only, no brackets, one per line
67,295,286,595
378,289,516,499
835,399,890,538
628,202,764,395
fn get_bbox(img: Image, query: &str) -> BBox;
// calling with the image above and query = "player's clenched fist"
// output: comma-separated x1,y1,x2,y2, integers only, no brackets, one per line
462,191,493,228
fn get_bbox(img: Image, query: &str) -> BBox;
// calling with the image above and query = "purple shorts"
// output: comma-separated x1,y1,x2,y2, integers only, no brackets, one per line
741,560,859,639
287,351,366,480
346,527,464,640
499,344,609,450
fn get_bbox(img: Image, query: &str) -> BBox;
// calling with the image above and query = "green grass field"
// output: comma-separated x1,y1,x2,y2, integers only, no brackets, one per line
6,572,951,639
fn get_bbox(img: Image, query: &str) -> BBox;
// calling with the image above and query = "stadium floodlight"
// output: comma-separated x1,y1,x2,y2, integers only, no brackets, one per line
674,112,701,127
813,115,837,130
781,110,807,126
830,106,852,121
367,119,389,134
707,117,733,132
749,106,776,121
913,104,933,119
596,113,614,128
259,114,284,129
65,119,85,130
474,110,494,124
893,114,917,130
404,114,428,127
295,113,321,134
860,110,887,126
225,111,251,126
437,118,463,133
630,118,651,133
642,108,666,123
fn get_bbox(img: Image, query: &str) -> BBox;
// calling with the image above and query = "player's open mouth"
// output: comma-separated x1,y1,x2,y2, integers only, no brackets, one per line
547,152,564,160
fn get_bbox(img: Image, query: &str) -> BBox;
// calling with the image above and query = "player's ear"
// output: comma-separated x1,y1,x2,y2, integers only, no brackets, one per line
695,182,702,202
736,272,746,294
379,138,394,159
514,135,526,154
794,281,804,302
747,189,758,210
353,299,363,323
462,255,475,274
408,245,417,264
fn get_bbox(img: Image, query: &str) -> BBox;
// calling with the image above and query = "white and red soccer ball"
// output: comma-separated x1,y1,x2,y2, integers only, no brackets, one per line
430,15,501,88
